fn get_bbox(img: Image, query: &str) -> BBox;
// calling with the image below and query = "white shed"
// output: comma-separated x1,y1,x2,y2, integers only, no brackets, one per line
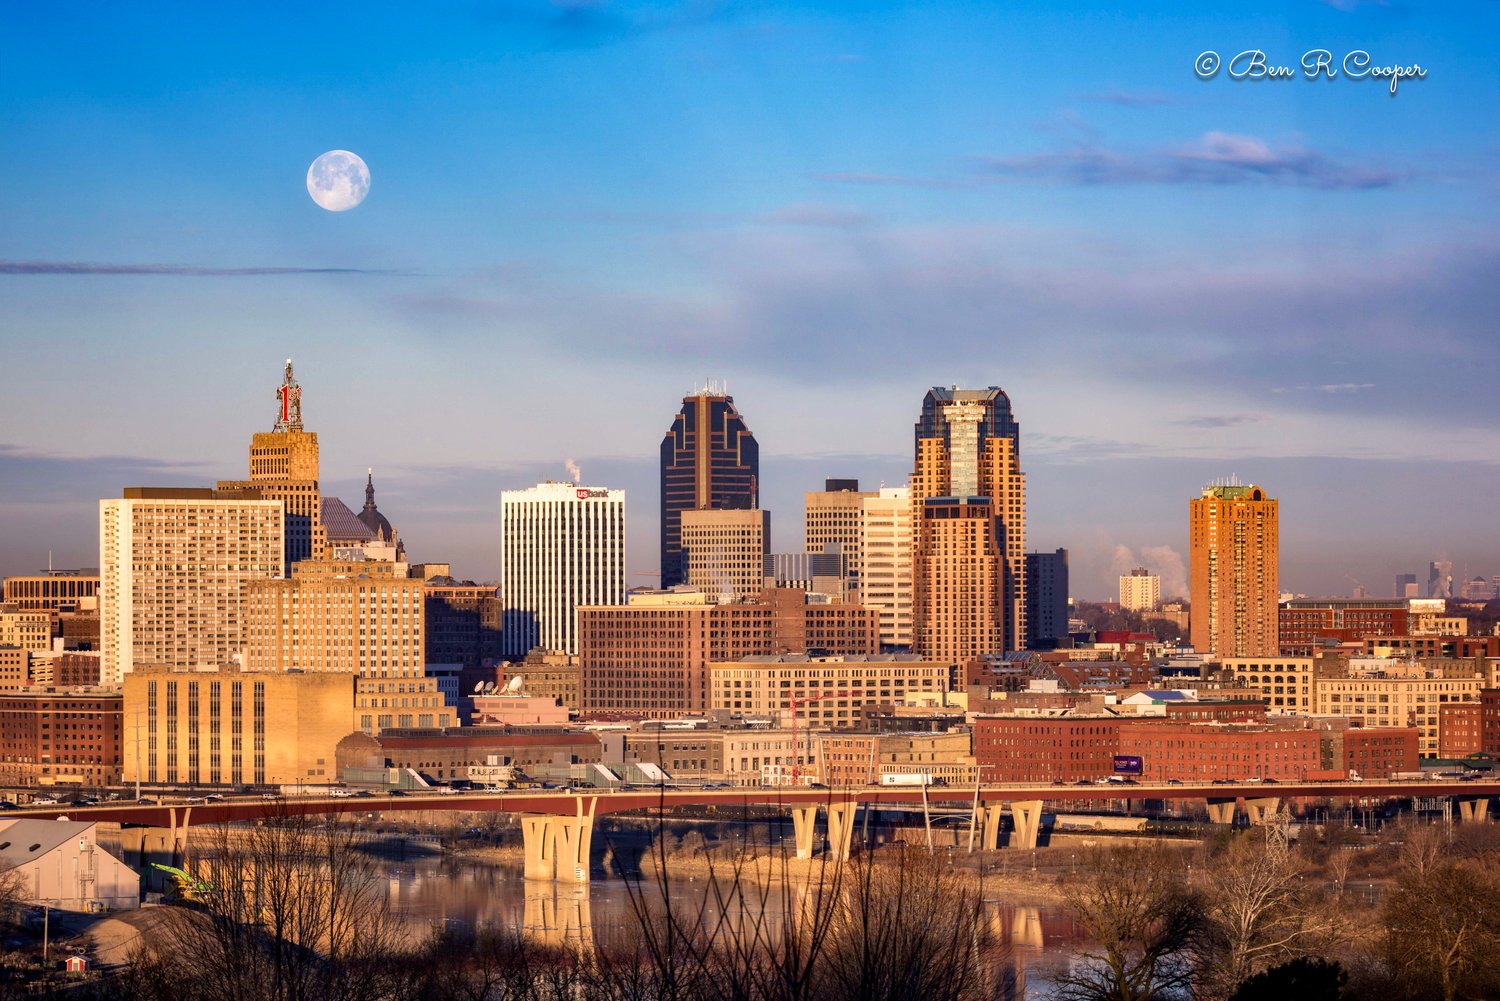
0,819,139,912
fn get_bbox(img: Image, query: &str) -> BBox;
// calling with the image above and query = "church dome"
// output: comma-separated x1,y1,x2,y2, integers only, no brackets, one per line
358,469,395,539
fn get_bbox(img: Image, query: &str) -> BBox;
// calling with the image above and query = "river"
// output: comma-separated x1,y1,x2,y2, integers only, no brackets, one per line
384,855,1087,998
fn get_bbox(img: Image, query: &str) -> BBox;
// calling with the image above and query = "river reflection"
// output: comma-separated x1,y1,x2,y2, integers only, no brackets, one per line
385,858,1087,998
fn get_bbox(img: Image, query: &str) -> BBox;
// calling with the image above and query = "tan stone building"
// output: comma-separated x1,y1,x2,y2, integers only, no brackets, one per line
1314,674,1481,758
860,487,913,649
818,729,976,787
2,572,98,612
709,654,948,731
123,666,354,788
622,726,809,786
216,359,326,573
1190,483,1278,657
1222,656,1317,713
681,507,770,603
805,480,875,601
243,558,454,733
910,387,1026,659
0,602,51,653
99,488,284,685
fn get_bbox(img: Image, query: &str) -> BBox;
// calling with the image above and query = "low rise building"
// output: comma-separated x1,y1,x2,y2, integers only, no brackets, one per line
0,820,138,912
0,603,52,653
1439,702,1483,757
1314,674,1481,758
818,730,975,787
335,726,601,785
1117,721,1322,783
1221,656,1316,713
709,654,948,731
123,666,354,788
972,715,1121,784
0,688,122,787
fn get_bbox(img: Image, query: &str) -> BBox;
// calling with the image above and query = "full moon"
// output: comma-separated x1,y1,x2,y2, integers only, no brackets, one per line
306,150,370,212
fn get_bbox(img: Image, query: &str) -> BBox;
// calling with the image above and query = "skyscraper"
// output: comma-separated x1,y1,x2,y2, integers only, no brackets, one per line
910,387,1027,659
217,360,325,574
659,387,759,587
1119,566,1160,612
804,479,874,601
1025,548,1069,650
860,487,914,649
1189,482,1279,657
1394,573,1418,599
501,482,626,658
681,508,770,602
100,488,284,685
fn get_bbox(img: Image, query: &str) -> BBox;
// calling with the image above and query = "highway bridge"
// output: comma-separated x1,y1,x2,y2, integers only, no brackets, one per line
13,779,1496,884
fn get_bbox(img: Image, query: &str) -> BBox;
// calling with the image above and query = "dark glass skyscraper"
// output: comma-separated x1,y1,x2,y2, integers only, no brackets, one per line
659,389,759,587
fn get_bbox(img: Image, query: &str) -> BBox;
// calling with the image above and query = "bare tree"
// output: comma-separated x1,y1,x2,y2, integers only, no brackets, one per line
1377,859,1500,1001
139,810,409,1001
1195,821,1347,997
1051,844,1204,1001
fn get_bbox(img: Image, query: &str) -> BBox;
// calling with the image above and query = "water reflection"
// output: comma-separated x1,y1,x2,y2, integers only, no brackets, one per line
386,858,1089,998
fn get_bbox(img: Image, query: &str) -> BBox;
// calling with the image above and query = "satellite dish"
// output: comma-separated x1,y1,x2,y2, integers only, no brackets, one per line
484,682,498,694
506,676,524,694
473,681,486,694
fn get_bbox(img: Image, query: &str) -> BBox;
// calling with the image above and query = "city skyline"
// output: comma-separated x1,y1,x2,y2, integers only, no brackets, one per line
2,2,1497,600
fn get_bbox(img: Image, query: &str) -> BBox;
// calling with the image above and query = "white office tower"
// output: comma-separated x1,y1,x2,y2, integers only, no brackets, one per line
100,489,284,685
501,482,626,658
859,486,914,649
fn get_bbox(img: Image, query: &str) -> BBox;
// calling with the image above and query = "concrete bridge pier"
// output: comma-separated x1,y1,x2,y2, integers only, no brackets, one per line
521,796,597,883
825,802,859,861
1244,798,1281,825
1205,799,1237,825
791,805,818,859
974,804,1007,851
1010,801,1044,850
1457,797,1492,824
117,806,193,892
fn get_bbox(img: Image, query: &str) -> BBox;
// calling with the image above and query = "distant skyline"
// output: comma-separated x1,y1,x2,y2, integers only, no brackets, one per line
2,2,1497,601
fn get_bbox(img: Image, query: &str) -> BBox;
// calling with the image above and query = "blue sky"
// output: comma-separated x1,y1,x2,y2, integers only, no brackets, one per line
2,1,1497,599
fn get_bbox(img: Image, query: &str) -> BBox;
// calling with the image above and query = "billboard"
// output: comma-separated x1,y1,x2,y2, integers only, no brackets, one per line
1112,755,1143,775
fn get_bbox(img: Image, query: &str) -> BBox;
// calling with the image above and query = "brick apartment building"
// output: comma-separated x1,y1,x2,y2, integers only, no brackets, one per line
1117,722,1322,783
578,587,879,716
972,716,1121,783
0,689,123,787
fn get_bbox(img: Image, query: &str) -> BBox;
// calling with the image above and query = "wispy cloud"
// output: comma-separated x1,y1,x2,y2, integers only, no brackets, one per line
1078,88,1178,107
0,261,409,276
1271,383,1378,395
1171,414,1263,429
761,203,871,228
986,131,1408,189
810,171,977,190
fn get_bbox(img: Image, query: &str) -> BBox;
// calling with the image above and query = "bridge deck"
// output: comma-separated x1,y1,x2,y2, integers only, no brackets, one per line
9,780,1497,828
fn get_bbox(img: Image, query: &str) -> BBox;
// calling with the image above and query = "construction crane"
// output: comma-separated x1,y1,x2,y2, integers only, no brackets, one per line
789,691,852,785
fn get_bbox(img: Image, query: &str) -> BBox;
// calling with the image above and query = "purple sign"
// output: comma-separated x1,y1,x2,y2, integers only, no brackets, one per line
1113,755,1143,775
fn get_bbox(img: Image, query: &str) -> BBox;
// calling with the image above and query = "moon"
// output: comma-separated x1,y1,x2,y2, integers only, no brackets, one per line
306,150,370,212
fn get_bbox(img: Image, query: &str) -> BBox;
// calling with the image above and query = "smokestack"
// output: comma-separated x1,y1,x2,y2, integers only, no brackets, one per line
565,459,582,483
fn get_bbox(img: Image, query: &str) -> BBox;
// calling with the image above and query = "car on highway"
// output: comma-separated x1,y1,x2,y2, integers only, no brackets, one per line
204,793,226,802
0,802,19,811
136,798,157,805
31,796,59,806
